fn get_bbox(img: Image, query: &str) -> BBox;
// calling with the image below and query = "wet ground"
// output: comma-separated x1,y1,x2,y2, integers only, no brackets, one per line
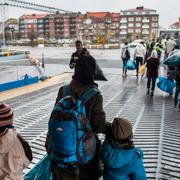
1,47,180,179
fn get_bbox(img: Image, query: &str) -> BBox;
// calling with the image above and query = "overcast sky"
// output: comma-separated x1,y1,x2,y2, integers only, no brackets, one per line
7,0,180,27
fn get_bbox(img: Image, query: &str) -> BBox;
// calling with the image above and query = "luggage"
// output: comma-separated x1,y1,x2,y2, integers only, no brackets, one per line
24,154,53,180
126,59,136,70
157,77,176,93
138,64,146,74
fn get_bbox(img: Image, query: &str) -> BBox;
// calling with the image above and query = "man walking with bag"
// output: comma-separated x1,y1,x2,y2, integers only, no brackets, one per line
45,55,106,180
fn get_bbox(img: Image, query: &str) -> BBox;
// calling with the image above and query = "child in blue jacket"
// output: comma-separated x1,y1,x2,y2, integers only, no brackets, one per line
100,118,147,180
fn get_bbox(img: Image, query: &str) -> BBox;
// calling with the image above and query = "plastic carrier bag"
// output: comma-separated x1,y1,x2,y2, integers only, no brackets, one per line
126,59,136,70
138,64,146,74
157,77,176,93
24,154,53,180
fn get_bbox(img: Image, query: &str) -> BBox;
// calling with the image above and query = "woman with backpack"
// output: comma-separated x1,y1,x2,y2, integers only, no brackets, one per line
45,55,106,180
121,42,130,77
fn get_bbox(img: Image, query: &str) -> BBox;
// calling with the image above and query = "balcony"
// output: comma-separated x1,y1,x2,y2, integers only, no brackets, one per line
142,25,149,29
142,19,149,23
110,26,117,29
100,26,105,29
120,19,127,23
79,26,84,30
142,31,149,34
120,31,127,35
120,25,127,29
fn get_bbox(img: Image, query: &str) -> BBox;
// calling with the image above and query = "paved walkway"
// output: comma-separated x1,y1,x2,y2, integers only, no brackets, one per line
2,70,180,180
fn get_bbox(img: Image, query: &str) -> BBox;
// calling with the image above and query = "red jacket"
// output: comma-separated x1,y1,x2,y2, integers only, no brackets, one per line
146,57,160,78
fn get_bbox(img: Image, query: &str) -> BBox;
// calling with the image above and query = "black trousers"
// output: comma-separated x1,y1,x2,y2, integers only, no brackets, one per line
175,87,180,108
147,78,157,91
135,57,143,75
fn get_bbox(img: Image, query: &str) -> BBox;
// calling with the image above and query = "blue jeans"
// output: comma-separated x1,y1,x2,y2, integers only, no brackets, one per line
175,87,180,109
122,58,128,74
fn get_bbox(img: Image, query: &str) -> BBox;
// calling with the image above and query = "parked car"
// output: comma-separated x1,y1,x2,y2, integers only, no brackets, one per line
129,39,143,48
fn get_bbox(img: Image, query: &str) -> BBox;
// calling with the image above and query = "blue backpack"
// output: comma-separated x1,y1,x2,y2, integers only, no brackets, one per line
48,85,99,168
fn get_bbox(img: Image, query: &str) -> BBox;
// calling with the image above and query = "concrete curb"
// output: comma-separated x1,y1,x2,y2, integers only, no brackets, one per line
0,73,72,101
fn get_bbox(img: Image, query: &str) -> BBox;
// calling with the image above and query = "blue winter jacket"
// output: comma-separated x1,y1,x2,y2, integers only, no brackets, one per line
100,140,147,180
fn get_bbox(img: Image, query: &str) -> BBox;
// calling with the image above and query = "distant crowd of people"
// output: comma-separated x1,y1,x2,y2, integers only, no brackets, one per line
121,37,180,101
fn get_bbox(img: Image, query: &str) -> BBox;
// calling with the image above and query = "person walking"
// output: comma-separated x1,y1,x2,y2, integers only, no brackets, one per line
121,42,130,77
174,66,180,110
100,117,147,180
165,37,176,58
134,42,146,77
146,50,160,96
144,44,154,64
69,40,89,69
45,55,106,180
0,103,32,180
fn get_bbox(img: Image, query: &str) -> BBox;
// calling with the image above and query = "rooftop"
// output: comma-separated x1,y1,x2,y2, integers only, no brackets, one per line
122,6,156,12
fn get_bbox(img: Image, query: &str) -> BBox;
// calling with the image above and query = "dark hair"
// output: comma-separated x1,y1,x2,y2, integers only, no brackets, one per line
75,40,82,44
174,44,180,50
124,42,128,45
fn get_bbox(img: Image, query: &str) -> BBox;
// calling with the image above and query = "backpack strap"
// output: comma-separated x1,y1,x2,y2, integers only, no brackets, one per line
63,85,71,97
81,88,99,103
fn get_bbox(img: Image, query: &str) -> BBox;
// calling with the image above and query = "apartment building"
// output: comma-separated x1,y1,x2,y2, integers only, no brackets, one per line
44,12,78,39
76,12,120,43
19,13,78,40
19,14,45,39
120,6,159,41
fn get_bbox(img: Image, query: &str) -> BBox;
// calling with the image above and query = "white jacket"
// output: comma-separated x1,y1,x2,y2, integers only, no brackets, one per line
134,44,146,59
121,45,130,59
0,129,30,180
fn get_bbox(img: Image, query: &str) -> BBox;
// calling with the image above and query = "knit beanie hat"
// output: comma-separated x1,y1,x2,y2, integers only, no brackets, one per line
0,103,13,129
111,118,133,140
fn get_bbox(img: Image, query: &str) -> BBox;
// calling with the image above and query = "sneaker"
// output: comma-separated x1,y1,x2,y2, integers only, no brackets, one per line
147,89,150,94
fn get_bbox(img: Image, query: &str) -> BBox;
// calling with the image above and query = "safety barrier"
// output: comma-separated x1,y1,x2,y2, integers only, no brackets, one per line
0,74,39,92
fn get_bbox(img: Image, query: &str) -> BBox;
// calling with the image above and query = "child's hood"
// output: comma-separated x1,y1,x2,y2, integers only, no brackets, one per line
100,141,143,169
0,129,17,154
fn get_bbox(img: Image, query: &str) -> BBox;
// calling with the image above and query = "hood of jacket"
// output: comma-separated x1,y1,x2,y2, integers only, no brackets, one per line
0,129,16,154
70,79,98,97
100,141,143,170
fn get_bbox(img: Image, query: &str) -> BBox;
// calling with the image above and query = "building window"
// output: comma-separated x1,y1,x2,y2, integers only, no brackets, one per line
152,16,158,21
128,17,134,21
121,17,127,21
128,29,134,33
152,23,158,27
143,17,149,20
135,29,141,33
128,23,134,27
136,17,141,21
135,23,141,27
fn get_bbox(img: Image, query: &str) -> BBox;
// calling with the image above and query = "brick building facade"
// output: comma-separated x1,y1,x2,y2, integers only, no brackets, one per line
18,7,159,42
76,12,120,43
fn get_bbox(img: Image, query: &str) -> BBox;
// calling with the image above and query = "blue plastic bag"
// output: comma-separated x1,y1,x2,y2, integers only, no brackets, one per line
126,59,136,70
157,77,176,93
24,154,53,180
